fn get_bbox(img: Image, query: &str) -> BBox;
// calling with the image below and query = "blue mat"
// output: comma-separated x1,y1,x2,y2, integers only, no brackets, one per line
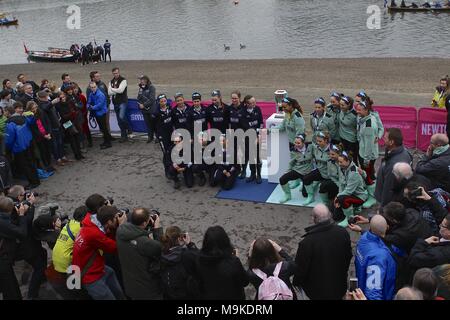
216,178,277,203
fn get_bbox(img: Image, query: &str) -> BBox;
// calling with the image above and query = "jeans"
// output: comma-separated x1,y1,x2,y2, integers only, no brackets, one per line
113,103,129,138
51,129,64,160
83,266,125,300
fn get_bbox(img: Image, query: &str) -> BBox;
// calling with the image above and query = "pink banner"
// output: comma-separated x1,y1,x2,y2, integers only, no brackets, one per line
417,107,447,151
373,106,417,149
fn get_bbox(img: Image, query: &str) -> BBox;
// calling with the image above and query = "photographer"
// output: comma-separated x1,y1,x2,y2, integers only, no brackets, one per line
0,196,27,300
116,207,163,300
403,182,449,235
72,205,127,300
160,226,199,300
8,185,46,300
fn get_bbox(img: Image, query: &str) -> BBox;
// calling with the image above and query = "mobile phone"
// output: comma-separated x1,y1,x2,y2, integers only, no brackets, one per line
349,278,358,292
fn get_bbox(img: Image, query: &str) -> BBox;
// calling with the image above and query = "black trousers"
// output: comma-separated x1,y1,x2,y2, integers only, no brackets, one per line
105,50,111,62
25,247,47,299
211,169,237,190
245,138,261,174
65,131,82,159
0,256,22,300
96,114,112,146
341,139,359,165
36,140,52,168
302,169,324,186
319,179,339,199
279,170,303,185
14,147,39,185
168,166,194,187
142,112,155,139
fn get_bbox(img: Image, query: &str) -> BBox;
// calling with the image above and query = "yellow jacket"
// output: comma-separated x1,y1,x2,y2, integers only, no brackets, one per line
431,89,447,109
52,220,81,273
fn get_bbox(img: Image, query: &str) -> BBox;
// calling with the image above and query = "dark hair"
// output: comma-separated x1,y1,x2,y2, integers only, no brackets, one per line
387,128,403,147
85,194,106,214
0,90,10,99
61,73,69,81
89,71,98,81
17,73,25,81
13,101,23,110
243,94,254,106
97,206,119,225
413,268,438,300
40,79,49,87
71,82,82,94
131,207,150,226
73,205,89,222
112,67,119,73
161,226,183,254
248,238,282,269
5,106,14,115
63,86,74,94
382,202,406,225
340,96,354,107
2,79,10,88
140,75,151,85
284,97,304,115
201,226,233,257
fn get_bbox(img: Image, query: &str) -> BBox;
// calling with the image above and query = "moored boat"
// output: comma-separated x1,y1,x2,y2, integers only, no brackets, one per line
388,5,450,12
27,50,77,63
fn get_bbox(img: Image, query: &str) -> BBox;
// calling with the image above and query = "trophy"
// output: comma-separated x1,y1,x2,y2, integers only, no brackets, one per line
274,89,288,114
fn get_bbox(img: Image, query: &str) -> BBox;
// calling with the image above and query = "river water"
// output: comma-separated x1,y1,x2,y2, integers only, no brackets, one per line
0,0,449,65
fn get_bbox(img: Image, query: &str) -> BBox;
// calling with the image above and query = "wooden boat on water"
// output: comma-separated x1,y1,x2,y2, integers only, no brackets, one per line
388,5,450,12
27,50,77,63
0,13,18,26
48,47,71,54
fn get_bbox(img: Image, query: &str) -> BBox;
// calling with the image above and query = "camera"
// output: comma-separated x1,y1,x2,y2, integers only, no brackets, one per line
25,191,39,198
150,209,160,221
118,208,129,217
410,187,423,199
105,197,114,205
347,216,357,225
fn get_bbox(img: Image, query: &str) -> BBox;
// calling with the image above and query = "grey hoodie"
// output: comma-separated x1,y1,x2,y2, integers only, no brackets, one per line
116,222,163,300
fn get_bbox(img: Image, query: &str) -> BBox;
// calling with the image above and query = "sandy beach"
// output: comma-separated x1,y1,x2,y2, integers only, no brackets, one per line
1,58,447,108
2,58,445,299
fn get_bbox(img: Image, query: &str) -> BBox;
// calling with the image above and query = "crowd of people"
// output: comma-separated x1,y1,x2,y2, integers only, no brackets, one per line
0,68,449,300
69,40,112,65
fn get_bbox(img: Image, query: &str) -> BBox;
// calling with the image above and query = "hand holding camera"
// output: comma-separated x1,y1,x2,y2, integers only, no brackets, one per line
117,211,128,225
15,203,26,217
412,187,431,201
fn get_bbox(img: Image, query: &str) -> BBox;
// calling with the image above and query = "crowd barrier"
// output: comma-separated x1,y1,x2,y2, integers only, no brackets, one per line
89,99,448,152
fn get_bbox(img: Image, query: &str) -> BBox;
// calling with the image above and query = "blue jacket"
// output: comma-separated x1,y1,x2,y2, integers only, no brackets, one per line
5,115,34,154
355,231,397,300
87,89,107,117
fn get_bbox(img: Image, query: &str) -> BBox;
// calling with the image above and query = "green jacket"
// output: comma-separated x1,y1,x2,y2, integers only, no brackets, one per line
289,145,313,175
337,162,368,201
371,111,384,139
310,111,335,142
357,114,379,162
273,110,305,143
327,159,340,185
0,115,7,136
338,109,357,143
311,143,330,178
326,104,340,141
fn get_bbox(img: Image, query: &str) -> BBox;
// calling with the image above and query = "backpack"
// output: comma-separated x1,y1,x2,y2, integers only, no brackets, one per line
252,262,293,300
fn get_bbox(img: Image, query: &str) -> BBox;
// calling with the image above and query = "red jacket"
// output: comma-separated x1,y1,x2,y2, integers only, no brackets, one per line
72,213,117,284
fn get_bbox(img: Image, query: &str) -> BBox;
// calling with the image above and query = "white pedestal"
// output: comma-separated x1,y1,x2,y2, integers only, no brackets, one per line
266,113,290,184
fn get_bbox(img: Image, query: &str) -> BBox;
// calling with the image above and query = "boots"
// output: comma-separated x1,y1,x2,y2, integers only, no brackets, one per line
197,173,206,187
256,164,262,184
302,184,316,205
338,206,354,228
279,184,292,203
238,164,247,179
289,179,301,189
246,165,256,183
363,183,377,209
312,181,320,194
318,193,329,206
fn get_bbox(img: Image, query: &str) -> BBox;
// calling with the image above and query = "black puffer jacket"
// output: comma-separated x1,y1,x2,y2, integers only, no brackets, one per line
137,84,156,114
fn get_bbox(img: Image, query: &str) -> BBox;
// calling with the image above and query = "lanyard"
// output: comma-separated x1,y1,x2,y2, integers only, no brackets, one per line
313,113,325,131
